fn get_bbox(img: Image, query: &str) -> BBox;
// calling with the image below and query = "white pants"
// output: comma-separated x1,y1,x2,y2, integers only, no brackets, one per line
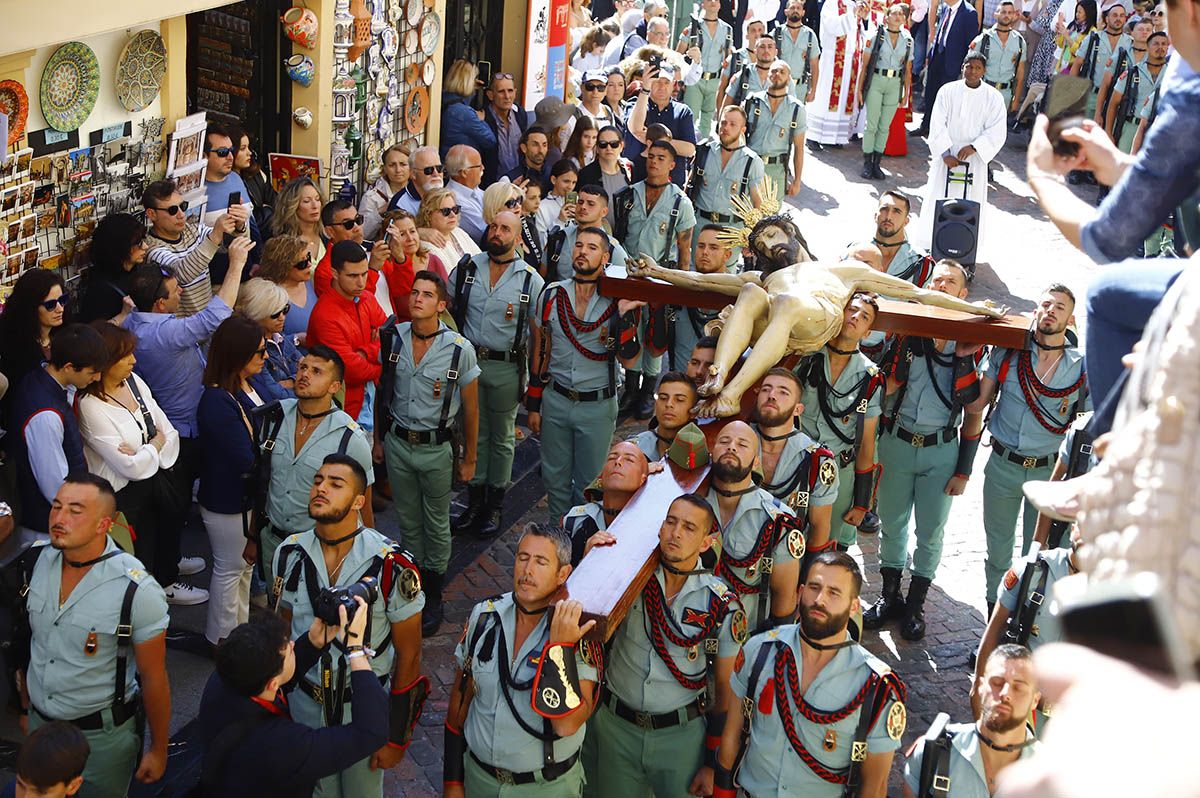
201,507,252,644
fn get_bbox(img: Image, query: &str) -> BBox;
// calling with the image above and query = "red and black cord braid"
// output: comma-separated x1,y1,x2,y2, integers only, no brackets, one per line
714,515,778,594
1015,350,1087,434
643,578,725,690
554,287,617,362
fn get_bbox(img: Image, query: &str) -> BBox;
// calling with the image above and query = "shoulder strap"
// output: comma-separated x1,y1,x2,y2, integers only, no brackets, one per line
378,318,402,415
980,30,991,59
124,377,158,442
545,228,568,278
512,269,535,356
113,578,139,707
439,340,465,430
452,255,476,332
337,426,355,456
661,194,684,264
738,151,755,197
1005,555,1051,646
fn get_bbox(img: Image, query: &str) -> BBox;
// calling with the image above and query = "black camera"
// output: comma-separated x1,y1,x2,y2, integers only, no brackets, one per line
314,577,379,626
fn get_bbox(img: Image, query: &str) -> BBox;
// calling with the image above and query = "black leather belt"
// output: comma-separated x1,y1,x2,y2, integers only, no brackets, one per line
763,154,788,164
33,698,140,731
698,208,736,223
986,80,1012,90
475,345,520,363
605,692,704,730
470,750,580,785
551,382,617,402
893,425,957,448
991,440,1051,469
385,418,452,445
875,68,901,77
701,71,720,80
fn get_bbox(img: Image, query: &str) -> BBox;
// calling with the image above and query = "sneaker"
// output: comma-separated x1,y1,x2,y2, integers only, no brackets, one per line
164,581,209,606
178,556,206,577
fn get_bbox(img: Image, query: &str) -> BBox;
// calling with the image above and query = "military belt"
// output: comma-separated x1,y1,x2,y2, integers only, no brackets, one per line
874,68,901,77
698,208,736,223
762,153,788,165
470,750,580,785
385,417,452,445
551,381,617,402
475,345,521,363
605,692,704,730
701,71,721,80
892,425,957,448
986,79,1012,90
991,440,1051,469
32,698,140,731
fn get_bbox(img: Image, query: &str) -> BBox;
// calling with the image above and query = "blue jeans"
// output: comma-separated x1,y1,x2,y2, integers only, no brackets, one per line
912,18,929,80
1085,259,1185,432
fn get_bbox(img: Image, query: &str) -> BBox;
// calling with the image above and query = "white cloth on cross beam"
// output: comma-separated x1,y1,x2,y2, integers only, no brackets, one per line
920,78,1008,248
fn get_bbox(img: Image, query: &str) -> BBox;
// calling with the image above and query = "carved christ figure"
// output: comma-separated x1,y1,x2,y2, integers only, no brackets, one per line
625,185,1005,417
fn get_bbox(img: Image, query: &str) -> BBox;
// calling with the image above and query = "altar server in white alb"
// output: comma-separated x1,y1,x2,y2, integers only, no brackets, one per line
808,0,872,146
921,52,1007,249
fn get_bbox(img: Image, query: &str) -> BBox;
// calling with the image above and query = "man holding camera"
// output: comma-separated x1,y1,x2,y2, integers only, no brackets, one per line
272,455,427,798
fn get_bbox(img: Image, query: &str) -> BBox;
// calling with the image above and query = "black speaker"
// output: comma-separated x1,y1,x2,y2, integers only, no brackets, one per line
932,198,980,270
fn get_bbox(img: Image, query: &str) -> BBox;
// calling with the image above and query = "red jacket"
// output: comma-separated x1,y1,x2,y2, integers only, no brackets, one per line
379,253,449,323
306,288,386,419
313,247,381,298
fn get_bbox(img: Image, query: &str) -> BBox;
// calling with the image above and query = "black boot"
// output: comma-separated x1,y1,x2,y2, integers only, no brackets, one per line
863,567,905,630
476,486,506,538
421,569,444,637
634,380,657,420
453,484,487,536
860,153,875,179
858,510,882,535
870,153,886,180
901,575,932,641
619,371,642,415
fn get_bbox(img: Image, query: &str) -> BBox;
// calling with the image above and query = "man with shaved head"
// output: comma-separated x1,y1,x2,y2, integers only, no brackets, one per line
561,440,652,565
450,210,545,538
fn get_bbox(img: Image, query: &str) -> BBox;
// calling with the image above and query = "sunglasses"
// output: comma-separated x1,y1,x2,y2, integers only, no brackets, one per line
270,305,291,319
151,200,189,216
437,205,462,216
293,254,313,269
421,164,445,176
41,295,69,311
207,146,234,158
584,83,606,91
334,214,365,230
493,72,515,82
504,197,523,209
598,140,623,149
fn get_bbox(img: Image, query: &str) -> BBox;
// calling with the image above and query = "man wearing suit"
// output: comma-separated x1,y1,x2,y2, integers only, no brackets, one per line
917,0,980,137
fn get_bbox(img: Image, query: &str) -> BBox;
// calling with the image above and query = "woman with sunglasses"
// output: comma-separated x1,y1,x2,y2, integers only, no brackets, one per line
79,213,148,323
196,315,269,645
483,181,545,268
416,187,481,273
0,269,70,399
377,210,451,323
359,143,411,241
577,124,632,230
236,278,302,401
271,177,327,264
257,234,317,343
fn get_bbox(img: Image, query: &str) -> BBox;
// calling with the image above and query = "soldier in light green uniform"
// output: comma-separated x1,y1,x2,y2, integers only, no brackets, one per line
528,228,642,518
450,212,545,540
858,5,914,180
591,494,747,796
773,0,821,100
1095,16,1153,134
968,1,1027,111
704,421,802,633
688,106,765,268
716,551,906,798
629,371,697,461
378,271,480,634
865,262,985,642
22,477,171,798
717,17,767,109
613,140,696,420
725,34,778,107
796,294,884,549
680,0,735,138
543,187,628,283
904,645,1040,798
1069,0,1132,121
669,230,727,372
272,456,427,798
1105,31,1169,153
562,441,649,565
258,349,375,587
744,60,808,196
964,284,1090,610
445,525,600,798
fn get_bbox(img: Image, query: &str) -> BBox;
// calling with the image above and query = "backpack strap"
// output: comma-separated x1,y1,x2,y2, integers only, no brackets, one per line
452,254,476,332
660,193,684,264
439,339,466,430
512,268,535,357
544,227,569,280
125,377,158,442
378,318,402,418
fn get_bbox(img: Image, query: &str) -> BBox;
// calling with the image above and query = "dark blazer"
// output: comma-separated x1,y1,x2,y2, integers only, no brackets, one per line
482,105,532,188
195,387,257,514
929,0,980,81
195,634,388,797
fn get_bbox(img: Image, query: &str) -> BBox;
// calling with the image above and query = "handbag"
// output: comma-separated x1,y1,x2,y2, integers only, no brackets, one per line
126,377,192,519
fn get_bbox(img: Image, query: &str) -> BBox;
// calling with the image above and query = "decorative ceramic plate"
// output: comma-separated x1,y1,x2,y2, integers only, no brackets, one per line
422,59,436,87
405,85,429,133
419,12,441,56
0,80,29,146
40,42,100,132
115,31,167,112
404,27,419,55
406,0,424,26
405,62,421,85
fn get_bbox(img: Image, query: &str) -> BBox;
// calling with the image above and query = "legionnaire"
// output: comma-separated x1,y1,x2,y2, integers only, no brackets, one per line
972,527,1081,729
903,645,1040,798
18,475,171,798
717,17,768,109
684,334,720,389
376,271,480,635
858,5,914,180
630,371,698,461
688,106,765,267
1105,31,1169,153
744,60,808,196
590,494,747,796
864,261,986,642
542,186,629,283
774,0,822,101
726,35,780,108
562,441,650,565
705,421,803,632
679,0,735,138
964,284,1090,611
272,455,427,797
967,1,1027,113
256,347,375,587
754,368,839,549
1095,16,1154,135
715,551,907,798
795,293,885,550
444,525,600,798
668,230,730,374
1068,0,1132,122
613,140,696,419
528,227,643,518
449,212,545,541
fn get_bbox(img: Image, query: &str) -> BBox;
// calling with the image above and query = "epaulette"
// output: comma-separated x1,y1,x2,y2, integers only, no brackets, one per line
30,540,50,549
863,651,893,678
866,364,880,377
346,418,361,431
563,503,595,519
285,533,303,544
453,333,468,346
124,565,149,583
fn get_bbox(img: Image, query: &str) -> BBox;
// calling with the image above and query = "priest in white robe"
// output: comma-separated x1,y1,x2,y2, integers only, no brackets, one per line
921,52,1008,248
808,0,871,145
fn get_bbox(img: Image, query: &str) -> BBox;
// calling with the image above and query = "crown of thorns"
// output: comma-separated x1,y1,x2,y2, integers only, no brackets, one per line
715,176,783,251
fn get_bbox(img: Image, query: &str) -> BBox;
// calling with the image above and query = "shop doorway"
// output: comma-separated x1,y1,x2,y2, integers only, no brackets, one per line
444,0,505,97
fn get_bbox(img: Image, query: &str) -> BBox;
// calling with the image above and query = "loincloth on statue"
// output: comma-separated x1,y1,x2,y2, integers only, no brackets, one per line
704,290,845,354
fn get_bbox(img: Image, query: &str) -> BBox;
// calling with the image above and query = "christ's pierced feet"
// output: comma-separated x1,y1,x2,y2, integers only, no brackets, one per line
698,365,726,397
694,391,742,418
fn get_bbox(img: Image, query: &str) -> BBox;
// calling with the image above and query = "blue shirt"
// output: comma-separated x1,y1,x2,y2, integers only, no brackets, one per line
124,297,233,437
984,346,1090,457
283,281,318,338
624,99,697,185
204,172,251,214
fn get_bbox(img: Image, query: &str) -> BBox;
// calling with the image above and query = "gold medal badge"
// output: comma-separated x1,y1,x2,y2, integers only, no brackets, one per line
819,460,837,486
886,701,907,741
823,729,837,751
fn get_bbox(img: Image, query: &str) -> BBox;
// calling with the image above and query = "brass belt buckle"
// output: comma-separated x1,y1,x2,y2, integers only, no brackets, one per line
568,389,581,402
635,711,654,730
910,433,925,448
1022,456,1038,469
408,430,421,444
478,347,490,359
495,767,516,786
